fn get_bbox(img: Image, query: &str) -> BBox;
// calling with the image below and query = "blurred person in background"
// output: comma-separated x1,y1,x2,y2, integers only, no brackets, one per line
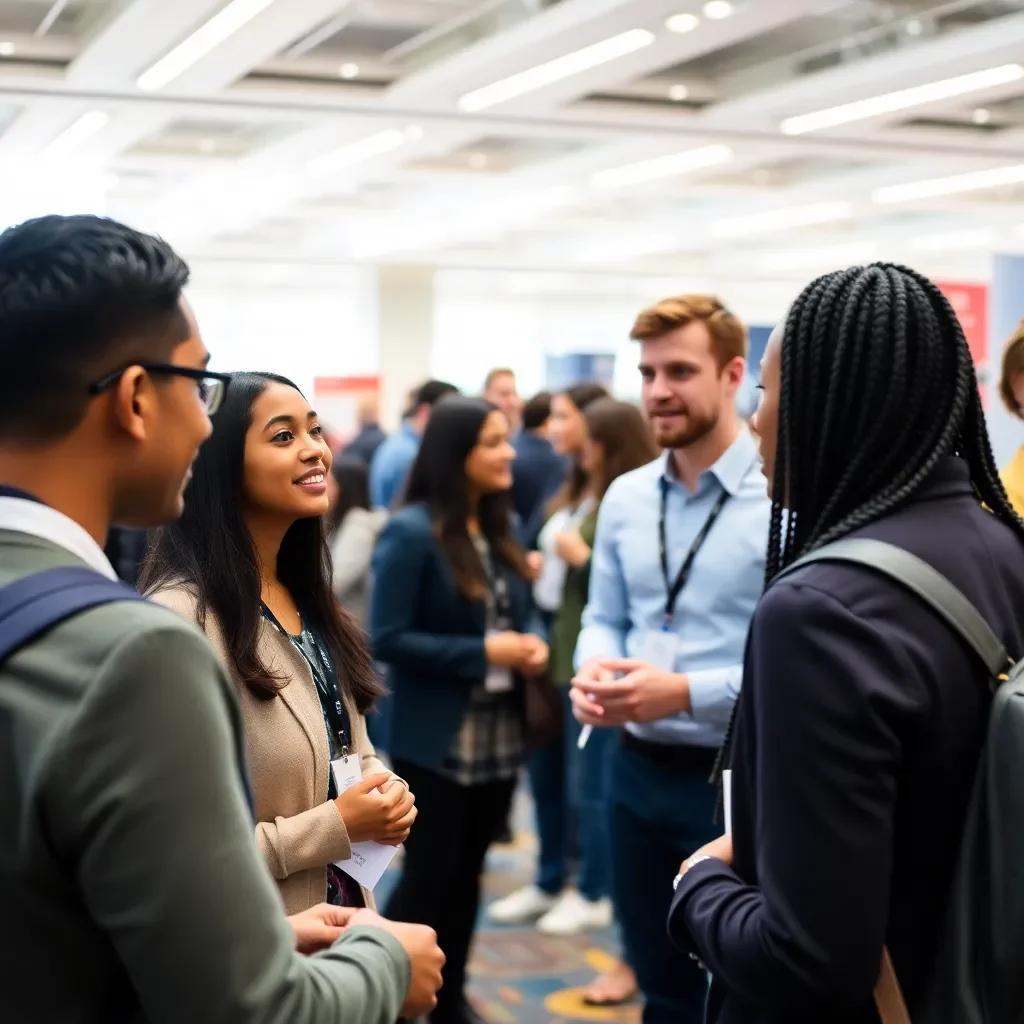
327,454,388,629
523,382,609,546
570,296,769,1024
492,397,657,1004
343,393,388,467
483,367,523,435
103,525,150,587
0,213,442,1024
671,266,1024,1023
997,317,1024,515
370,379,458,510
371,396,549,1024
143,372,415,916
510,390,567,530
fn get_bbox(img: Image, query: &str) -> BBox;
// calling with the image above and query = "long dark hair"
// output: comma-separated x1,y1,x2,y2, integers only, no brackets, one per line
402,395,529,601
584,397,660,499
550,381,610,513
328,454,371,534
765,263,1024,584
139,371,382,710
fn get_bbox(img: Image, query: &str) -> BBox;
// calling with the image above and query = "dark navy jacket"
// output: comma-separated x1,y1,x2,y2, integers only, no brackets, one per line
511,431,566,541
369,502,533,768
669,458,1024,1023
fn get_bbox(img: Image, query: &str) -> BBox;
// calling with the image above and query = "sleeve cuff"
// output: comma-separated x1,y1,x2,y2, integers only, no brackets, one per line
687,666,741,725
667,857,743,956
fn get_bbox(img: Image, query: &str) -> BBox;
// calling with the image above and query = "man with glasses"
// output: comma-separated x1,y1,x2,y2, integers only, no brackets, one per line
0,215,443,1023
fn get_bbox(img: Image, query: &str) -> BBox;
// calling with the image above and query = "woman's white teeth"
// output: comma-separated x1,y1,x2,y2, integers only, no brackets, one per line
299,473,324,484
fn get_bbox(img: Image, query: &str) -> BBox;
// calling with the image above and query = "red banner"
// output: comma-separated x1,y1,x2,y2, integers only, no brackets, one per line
935,281,989,403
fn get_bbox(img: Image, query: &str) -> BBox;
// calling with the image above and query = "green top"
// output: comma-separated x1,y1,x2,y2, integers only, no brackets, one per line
0,530,410,1024
548,509,599,685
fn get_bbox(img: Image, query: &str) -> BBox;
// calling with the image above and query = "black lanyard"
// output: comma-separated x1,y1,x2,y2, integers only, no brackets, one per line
658,481,730,627
478,539,511,627
261,605,351,757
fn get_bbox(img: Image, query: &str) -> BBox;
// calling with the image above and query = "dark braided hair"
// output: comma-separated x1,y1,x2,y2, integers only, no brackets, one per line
713,262,1023,784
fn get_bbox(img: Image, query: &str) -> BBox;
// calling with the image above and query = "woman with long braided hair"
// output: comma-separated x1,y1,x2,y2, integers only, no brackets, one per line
667,263,1024,1023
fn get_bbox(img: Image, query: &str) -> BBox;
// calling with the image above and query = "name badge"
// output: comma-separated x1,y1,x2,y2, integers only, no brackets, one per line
638,630,680,673
485,666,514,694
331,754,362,793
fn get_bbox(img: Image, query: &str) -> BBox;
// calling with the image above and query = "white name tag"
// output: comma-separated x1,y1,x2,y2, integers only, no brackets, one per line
485,666,514,693
638,630,681,673
330,754,361,793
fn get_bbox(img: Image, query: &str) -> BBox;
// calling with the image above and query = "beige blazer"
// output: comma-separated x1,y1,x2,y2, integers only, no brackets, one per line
153,584,398,914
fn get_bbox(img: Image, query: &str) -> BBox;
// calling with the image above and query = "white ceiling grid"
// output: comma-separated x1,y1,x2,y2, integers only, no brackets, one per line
0,0,1020,282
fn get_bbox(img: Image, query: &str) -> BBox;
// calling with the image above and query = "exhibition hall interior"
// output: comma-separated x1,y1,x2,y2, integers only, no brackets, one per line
2,2,1024,1023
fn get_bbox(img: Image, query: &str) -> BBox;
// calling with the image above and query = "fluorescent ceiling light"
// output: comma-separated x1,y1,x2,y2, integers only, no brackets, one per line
873,164,1024,203
703,1,733,19
307,129,407,174
910,228,996,251
711,201,853,238
0,41,15,56
41,111,110,159
339,62,359,79
137,0,277,91
780,63,1024,135
666,13,700,33
592,144,732,188
458,29,654,112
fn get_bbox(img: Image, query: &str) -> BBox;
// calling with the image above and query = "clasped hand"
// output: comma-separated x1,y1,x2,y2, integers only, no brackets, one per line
288,905,445,1019
334,772,416,846
570,658,690,726
486,630,549,676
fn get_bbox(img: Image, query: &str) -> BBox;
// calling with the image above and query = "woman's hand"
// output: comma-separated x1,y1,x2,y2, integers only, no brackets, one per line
486,631,530,667
516,634,550,676
554,530,591,568
680,833,733,876
525,551,544,580
334,772,417,844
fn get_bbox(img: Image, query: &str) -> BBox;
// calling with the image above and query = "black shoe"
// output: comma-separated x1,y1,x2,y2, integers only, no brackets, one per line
431,999,489,1024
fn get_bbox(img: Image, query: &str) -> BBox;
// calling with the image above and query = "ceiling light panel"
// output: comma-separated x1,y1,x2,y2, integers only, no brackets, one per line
41,111,110,159
711,201,853,238
307,129,408,174
780,64,1024,135
592,145,732,188
458,29,654,112
138,0,278,91
873,165,1024,203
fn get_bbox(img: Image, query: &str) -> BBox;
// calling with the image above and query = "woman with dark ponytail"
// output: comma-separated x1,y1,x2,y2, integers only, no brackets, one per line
668,264,1024,1023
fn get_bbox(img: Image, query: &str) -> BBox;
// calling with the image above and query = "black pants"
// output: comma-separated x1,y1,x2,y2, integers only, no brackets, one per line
609,739,719,1024
385,759,517,1024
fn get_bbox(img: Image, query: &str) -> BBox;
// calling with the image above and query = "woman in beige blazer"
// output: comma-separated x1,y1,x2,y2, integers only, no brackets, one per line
140,371,415,915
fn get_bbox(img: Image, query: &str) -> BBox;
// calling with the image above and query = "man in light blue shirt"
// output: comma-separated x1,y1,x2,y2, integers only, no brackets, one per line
369,379,458,509
572,295,770,1024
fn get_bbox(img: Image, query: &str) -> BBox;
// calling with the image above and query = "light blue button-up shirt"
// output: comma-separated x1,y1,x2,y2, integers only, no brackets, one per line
574,428,770,747
369,421,420,510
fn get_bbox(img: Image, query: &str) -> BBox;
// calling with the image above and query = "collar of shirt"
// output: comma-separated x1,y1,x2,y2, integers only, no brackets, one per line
659,426,760,498
0,489,118,580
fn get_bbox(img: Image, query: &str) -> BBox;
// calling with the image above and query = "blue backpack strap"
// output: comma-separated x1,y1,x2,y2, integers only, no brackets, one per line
0,565,258,819
0,567,146,664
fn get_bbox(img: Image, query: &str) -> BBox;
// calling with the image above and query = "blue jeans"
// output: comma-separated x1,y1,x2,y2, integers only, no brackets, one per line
526,689,614,902
608,739,718,1024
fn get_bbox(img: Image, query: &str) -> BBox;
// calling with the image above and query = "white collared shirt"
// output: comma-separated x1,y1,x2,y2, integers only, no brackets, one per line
0,496,118,580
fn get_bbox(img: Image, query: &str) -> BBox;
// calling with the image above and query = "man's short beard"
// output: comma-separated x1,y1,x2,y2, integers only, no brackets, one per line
654,410,718,450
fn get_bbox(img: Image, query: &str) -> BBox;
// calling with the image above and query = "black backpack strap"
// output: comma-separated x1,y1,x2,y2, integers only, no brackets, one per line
0,567,146,664
780,538,1010,678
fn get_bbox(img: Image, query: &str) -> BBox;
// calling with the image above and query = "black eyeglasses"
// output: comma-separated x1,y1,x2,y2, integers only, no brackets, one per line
89,364,232,415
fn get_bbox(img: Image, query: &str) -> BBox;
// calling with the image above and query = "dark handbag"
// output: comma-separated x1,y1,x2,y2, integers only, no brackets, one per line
520,669,564,748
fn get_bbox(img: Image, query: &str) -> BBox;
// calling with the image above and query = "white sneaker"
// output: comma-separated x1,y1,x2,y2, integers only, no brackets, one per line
488,884,558,924
536,891,613,935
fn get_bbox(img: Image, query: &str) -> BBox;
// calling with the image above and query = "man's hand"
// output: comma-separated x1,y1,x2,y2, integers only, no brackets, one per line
288,904,356,954
569,658,618,727
346,910,446,1019
571,659,690,725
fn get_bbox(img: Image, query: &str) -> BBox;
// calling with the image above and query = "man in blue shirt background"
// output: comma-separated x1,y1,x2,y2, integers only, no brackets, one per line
571,295,770,1024
369,379,458,509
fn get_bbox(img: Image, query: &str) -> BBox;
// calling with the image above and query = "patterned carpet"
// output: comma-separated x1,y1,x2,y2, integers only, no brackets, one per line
376,796,642,1024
